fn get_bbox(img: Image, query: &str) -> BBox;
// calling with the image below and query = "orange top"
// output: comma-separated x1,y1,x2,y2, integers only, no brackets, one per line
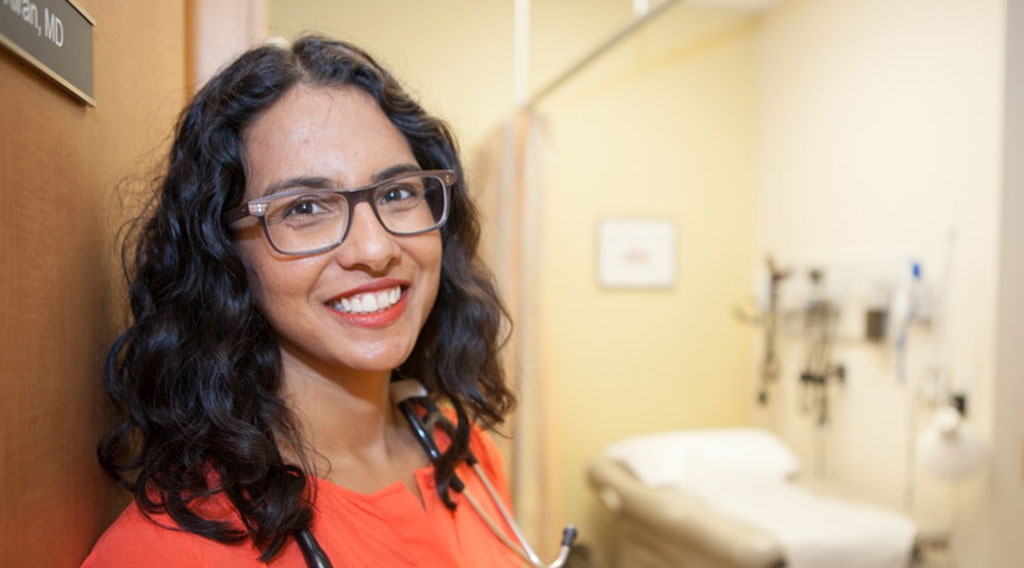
82,427,522,567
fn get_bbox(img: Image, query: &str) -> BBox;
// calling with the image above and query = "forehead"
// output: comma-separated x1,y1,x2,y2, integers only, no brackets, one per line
241,84,416,196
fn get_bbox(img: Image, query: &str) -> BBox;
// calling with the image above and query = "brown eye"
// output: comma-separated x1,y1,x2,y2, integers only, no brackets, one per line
278,194,339,219
284,200,324,217
378,184,418,205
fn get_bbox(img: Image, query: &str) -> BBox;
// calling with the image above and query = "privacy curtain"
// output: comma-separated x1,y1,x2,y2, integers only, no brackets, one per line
473,109,565,559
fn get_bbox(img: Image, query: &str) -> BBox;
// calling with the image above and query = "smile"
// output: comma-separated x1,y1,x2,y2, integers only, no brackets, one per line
328,285,403,314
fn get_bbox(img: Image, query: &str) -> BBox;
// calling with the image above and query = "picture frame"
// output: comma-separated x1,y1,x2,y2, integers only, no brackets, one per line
596,217,677,289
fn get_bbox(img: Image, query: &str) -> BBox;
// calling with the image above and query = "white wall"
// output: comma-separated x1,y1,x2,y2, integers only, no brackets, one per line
754,0,1006,565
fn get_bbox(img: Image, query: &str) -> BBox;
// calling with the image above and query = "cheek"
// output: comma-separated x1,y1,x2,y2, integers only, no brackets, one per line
406,235,442,307
236,242,302,324
423,241,444,311
246,259,308,308
423,238,443,286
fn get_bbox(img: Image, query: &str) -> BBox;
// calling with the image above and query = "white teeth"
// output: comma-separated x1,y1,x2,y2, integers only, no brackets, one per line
363,294,379,311
331,285,403,314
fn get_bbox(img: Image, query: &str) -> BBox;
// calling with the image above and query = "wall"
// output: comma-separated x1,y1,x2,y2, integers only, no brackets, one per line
268,5,759,564
255,2,1022,566
0,1,186,566
991,0,1024,563
532,6,759,562
754,0,1005,565
1,1,1014,566
267,0,514,159
187,0,266,88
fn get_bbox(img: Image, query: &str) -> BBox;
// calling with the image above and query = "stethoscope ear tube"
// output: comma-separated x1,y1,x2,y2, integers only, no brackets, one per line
293,379,577,568
396,396,466,494
390,379,578,568
295,527,333,568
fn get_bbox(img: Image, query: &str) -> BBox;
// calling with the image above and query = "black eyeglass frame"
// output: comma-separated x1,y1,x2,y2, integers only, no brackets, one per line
224,169,455,256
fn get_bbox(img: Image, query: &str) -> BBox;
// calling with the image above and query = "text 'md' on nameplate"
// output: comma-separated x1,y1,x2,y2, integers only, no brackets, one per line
0,0,95,106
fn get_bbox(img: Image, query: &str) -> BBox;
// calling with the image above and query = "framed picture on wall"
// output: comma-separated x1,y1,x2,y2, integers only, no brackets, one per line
596,217,677,289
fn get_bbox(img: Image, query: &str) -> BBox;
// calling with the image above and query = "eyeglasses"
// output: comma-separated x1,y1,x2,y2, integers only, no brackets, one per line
224,169,454,255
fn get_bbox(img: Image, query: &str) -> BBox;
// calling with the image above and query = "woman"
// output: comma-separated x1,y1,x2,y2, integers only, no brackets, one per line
84,35,520,566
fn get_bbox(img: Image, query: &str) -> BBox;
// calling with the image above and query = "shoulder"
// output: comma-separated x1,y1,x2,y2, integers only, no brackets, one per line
82,502,204,567
432,407,512,501
436,408,507,471
435,409,506,471
468,425,505,467
467,424,511,498
82,499,259,567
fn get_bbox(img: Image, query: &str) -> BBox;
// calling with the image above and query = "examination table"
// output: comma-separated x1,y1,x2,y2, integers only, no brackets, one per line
587,430,946,568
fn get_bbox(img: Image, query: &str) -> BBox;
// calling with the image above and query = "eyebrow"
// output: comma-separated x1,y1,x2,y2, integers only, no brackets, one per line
259,163,423,198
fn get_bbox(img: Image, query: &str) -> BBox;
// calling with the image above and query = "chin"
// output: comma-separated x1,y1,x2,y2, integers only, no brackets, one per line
341,347,416,375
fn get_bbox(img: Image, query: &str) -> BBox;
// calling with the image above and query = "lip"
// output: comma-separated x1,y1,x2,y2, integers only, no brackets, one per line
325,278,410,329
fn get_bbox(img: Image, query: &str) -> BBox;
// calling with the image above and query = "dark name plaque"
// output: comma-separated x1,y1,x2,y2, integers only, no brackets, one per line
0,0,94,106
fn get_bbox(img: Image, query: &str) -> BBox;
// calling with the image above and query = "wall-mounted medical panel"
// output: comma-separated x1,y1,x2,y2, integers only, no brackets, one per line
760,255,932,344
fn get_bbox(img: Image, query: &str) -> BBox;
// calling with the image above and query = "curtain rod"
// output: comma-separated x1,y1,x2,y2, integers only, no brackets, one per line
525,0,685,108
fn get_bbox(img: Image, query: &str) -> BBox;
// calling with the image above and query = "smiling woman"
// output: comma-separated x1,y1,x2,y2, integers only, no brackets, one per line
235,85,446,383
82,35,523,567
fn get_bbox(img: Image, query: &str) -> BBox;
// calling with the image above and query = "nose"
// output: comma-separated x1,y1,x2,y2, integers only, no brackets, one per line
332,202,400,273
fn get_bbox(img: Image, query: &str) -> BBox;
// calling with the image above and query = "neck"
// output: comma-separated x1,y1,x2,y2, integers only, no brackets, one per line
276,351,431,497
277,346,403,467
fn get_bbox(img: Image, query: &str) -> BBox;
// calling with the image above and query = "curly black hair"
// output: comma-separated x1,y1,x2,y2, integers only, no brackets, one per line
98,35,514,561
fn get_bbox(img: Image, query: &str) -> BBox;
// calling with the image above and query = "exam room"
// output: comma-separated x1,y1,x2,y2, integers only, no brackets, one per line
260,1,1022,566
1,0,1021,566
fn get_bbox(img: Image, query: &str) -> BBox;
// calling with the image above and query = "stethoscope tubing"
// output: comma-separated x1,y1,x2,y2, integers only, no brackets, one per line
295,527,333,568
393,384,576,568
292,379,576,568
415,403,545,564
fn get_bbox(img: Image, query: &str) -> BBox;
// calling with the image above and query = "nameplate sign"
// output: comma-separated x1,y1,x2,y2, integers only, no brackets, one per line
0,0,95,106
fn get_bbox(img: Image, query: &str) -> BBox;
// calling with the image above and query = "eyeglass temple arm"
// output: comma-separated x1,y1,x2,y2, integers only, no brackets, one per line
223,201,268,224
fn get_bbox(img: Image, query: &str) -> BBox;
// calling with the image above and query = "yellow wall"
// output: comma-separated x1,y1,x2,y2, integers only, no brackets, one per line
532,7,759,560
1,1,1015,565
267,0,514,157
754,0,1007,565
269,2,1021,566
271,4,759,562
993,1,1024,563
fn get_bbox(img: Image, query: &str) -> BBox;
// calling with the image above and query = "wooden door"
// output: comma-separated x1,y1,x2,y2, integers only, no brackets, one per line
0,2,185,565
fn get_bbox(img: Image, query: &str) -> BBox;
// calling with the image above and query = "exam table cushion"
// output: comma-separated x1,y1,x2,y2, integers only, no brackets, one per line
594,430,917,568
606,428,801,487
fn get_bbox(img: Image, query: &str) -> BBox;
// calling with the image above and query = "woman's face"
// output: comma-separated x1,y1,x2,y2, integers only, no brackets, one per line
236,84,442,380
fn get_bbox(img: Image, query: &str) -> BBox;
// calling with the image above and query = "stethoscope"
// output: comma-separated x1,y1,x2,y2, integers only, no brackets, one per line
294,379,577,568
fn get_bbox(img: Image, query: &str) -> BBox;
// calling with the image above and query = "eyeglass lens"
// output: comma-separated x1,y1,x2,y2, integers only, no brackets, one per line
262,174,448,254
